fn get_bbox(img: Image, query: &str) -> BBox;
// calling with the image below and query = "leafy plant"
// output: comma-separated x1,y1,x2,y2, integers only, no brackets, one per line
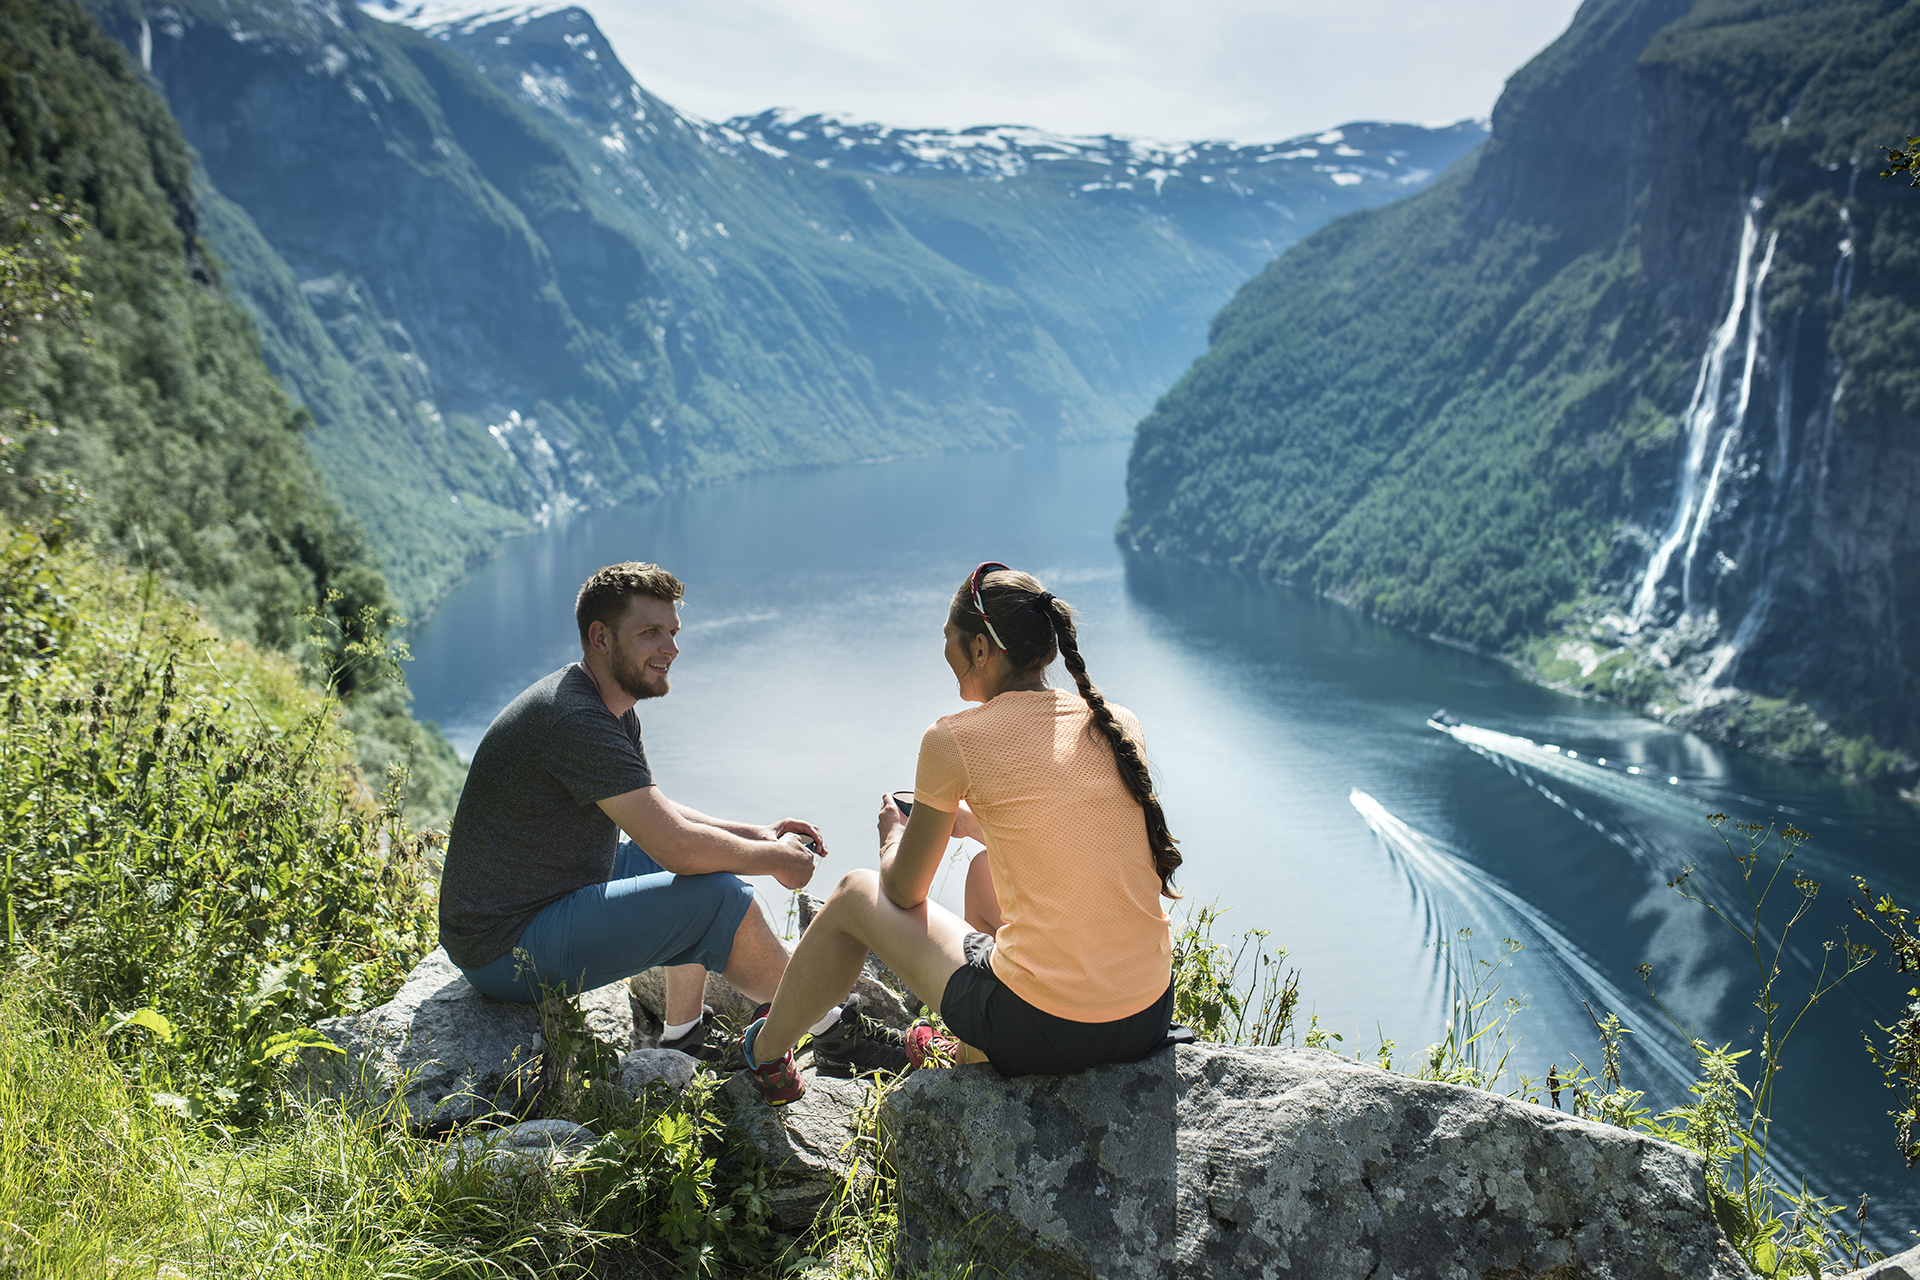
1881,135,1920,187
1416,929,1529,1092
0,193,88,350
1170,900,1300,1045
0,517,437,1119
1849,877,1920,1167
1574,816,1881,1278
578,1071,776,1278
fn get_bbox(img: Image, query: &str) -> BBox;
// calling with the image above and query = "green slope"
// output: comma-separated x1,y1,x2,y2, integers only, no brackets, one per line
0,0,384,647
1123,0,1920,769
0,0,466,823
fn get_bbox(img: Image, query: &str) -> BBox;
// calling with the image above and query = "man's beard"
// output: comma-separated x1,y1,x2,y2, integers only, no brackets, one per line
609,636,669,701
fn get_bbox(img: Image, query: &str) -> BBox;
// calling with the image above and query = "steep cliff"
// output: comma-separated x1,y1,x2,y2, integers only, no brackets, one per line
83,0,1481,613
1122,0,1920,779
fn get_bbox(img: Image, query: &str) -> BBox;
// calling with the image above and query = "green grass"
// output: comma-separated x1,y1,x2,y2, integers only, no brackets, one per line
0,969,640,1279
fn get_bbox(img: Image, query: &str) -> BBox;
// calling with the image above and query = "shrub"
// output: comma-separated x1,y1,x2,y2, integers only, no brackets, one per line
0,516,436,1119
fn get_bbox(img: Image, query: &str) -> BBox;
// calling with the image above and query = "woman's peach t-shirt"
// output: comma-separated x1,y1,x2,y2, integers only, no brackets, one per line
912,688,1172,1023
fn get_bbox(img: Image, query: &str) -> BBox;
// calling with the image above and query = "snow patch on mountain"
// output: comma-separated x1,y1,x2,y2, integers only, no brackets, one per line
726,109,1489,194
356,0,565,31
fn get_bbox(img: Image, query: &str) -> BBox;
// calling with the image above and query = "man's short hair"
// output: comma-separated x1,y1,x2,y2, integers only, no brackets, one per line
576,562,685,646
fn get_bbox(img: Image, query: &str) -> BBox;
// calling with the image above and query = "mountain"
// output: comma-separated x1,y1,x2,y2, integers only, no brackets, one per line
81,0,1483,614
1121,0,1920,781
0,0,383,650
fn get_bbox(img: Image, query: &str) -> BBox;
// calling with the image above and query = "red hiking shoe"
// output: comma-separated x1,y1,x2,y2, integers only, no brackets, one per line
741,1014,806,1106
904,1018,962,1069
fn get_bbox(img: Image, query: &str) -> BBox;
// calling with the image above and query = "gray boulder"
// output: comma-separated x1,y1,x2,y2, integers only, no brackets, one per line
619,1048,698,1097
294,948,642,1128
882,1042,1756,1280
1843,1245,1920,1280
723,1071,879,1231
438,1118,598,1185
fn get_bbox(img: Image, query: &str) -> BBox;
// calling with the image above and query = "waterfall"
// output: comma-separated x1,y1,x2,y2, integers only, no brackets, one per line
1681,229,1777,608
1627,200,1773,629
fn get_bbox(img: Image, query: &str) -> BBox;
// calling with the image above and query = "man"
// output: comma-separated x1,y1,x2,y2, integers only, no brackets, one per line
439,561,831,1057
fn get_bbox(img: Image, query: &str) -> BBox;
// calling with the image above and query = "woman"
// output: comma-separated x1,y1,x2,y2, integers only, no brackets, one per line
740,562,1183,1102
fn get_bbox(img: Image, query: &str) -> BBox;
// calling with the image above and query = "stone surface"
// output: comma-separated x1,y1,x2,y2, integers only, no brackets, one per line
439,1118,598,1183
724,1071,878,1231
882,1043,1757,1280
1842,1245,1920,1280
619,1048,698,1097
294,948,640,1128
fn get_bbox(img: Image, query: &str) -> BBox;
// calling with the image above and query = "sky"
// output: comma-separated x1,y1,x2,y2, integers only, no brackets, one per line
581,0,1588,142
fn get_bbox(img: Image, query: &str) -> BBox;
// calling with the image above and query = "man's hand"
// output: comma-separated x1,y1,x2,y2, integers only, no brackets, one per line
769,817,828,857
602,787,822,882
771,832,822,890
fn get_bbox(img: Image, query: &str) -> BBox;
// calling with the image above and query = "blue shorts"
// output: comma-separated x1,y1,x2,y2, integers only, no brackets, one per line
458,841,757,1002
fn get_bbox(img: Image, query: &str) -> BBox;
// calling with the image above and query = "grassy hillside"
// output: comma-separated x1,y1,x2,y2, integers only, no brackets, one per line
1123,0,1920,773
0,0,385,647
0,0,465,818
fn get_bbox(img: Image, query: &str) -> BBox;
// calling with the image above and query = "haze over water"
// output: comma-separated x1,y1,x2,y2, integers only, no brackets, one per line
411,441,1920,1246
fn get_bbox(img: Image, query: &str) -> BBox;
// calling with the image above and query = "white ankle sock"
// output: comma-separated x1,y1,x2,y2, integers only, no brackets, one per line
808,1007,843,1037
662,1014,702,1041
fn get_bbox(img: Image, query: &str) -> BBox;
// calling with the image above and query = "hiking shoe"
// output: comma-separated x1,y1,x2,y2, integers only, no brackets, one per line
904,1017,962,1069
811,994,910,1078
740,1015,805,1106
657,1004,717,1059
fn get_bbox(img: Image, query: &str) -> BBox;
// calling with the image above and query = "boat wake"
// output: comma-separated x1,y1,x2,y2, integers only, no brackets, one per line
1349,788,1696,1093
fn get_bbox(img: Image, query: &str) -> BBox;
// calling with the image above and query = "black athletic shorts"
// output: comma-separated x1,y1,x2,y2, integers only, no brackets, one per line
939,931,1184,1078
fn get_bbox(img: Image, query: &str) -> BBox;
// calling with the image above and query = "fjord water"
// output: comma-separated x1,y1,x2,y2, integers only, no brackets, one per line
411,441,1919,1243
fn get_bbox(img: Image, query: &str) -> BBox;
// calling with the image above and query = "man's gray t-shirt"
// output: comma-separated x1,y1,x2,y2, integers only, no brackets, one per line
440,664,653,968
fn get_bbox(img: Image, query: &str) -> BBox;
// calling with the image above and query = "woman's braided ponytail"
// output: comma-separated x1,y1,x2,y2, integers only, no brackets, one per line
950,567,1183,898
1042,598,1183,898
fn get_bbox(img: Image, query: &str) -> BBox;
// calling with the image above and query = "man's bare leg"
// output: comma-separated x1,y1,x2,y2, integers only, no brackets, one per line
662,964,707,1027
721,896,791,1005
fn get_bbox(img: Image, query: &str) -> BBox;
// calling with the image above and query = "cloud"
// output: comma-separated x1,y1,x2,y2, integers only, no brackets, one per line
587,0,1582,141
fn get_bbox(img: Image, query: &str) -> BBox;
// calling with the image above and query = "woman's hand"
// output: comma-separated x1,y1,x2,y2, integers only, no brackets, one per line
952,800,985,845
877,793,958,910
877,792,908,849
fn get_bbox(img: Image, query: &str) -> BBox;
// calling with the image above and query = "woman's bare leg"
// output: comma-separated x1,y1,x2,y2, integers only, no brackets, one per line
755,867,972,1061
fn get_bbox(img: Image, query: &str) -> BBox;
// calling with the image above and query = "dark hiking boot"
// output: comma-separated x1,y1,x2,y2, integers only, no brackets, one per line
811,993,910,1078
657,1004,719,1060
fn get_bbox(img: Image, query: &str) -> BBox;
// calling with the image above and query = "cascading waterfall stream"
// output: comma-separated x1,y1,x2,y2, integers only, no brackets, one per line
1628,200,1773,630
1683,230,1777,612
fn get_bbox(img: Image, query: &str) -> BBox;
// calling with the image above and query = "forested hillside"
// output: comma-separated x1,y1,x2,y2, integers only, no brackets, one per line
0,0,461,821
0,0,383,647
1123,0,1920,777
80,0,1481,614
